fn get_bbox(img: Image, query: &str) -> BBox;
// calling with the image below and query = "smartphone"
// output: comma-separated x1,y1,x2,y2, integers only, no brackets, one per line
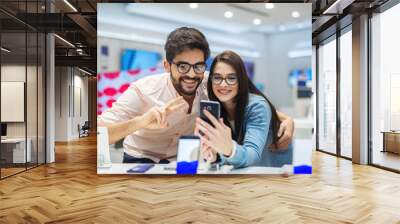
207,163,220,171
177,136,200,162
176,136,200,174
126,164,154,173
199,100,220,127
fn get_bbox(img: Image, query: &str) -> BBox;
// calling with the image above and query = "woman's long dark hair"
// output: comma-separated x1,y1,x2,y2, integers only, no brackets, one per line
208,50,281,146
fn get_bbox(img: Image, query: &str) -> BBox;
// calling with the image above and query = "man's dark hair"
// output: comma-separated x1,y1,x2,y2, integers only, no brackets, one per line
164,27,210,63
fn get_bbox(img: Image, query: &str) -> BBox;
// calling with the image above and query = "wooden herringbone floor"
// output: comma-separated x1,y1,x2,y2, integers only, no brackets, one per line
1,135,400,224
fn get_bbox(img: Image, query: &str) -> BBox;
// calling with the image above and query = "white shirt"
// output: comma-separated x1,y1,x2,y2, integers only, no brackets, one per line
98,72,208,162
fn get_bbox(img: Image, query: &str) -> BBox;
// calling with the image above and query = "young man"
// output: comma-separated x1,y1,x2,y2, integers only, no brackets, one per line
98,27,294,164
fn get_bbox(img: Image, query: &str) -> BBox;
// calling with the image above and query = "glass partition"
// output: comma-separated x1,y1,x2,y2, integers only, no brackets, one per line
371,3,400,171
1,30,28,177
317,36,337,155
339,29,352,158
0,1,46,179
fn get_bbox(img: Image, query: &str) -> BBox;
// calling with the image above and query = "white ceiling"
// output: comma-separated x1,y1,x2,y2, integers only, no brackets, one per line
97,3,312,58
125,3,311,34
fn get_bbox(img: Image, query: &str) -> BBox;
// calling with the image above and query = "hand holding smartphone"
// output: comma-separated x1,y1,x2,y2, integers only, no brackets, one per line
199,100,220,127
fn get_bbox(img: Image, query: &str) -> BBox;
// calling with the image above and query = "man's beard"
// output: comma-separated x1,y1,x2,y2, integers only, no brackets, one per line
171,73,202,96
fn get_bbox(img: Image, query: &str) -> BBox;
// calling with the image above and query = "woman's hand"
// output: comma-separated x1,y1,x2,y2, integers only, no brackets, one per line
196,126,217,162
201,144,217,163
195,110,234,157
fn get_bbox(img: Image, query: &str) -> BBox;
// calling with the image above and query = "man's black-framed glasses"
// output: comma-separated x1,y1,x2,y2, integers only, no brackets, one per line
171,61,207,74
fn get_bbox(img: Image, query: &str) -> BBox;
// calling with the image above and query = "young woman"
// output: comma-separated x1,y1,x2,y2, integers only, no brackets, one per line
195,51,293,168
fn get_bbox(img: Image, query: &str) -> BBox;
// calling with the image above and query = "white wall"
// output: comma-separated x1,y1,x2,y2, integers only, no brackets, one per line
1,65,36,137
98,37,165,73
72,74,89,138
97,34,262,74
1,65,25,124
254,29,312,113
1,65,26,140
55,67,68,141
54,67,89,141
1,64,46,164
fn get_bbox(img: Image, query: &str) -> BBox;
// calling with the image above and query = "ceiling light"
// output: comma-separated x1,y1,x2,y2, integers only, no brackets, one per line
292,11,300,18
78,67,92,76
288,49,312,58
63,0,78,12
1,47,11,53
189,3,198,9
253,18,261,25
265,3,274,9
224,11,233,18
54,34,75,48
99,31,165,45
323,0,345,14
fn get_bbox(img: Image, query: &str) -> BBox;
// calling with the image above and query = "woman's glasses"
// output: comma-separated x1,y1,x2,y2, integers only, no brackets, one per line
211,74,238,85
171,61,207,74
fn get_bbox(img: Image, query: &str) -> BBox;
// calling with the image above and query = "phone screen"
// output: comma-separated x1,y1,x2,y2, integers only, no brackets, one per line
199,100,220,126
177,136,200,162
